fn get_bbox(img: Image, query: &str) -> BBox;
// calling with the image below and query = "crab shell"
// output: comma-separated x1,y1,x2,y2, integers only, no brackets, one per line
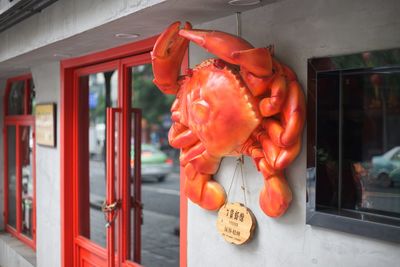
169,59,261,157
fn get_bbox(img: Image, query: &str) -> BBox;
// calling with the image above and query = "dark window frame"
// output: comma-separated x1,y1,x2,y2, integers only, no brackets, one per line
307,48,400,244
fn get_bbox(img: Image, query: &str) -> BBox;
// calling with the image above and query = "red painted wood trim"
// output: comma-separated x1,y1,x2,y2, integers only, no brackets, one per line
61,36,158,69
60,34,191,267
3,74,36,250
3,124,9,230
120,53,150,265
60,66,74,267
180,50,189,267
106,108,118,267
16,126,22,234
77,75,90,238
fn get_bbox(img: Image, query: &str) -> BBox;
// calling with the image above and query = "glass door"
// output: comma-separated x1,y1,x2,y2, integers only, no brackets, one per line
74,62,120,267
122,57,180,267
71,53,179,267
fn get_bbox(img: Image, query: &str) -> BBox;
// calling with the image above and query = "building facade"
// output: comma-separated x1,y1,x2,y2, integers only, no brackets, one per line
0,0,400,267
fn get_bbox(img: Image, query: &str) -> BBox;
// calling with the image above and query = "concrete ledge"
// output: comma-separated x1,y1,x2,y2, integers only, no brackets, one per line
0,232,36,267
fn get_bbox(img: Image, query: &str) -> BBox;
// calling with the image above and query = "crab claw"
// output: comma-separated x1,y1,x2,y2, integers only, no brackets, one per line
259,173,292,217
179,29,272,77
151,21,192,94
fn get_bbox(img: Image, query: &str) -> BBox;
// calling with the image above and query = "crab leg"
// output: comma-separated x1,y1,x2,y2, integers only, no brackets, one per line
259,173,292,217
264,80,306,147
182,149,226,211
151,21,192,94
168,122,198,148
243,138,292,217
259,75,288,117
258,132,301,170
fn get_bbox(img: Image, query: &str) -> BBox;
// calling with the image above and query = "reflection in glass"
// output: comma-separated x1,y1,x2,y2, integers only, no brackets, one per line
29,80,36,115
78,70,118,248
8,81,25,115
129,64,179,266
21,126,34,238
7,126,17,229
316,72,340,208
317,69,400,217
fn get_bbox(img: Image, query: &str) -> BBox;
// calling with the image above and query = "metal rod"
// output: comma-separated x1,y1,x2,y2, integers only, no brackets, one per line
236,12,242,37
338,71,343,211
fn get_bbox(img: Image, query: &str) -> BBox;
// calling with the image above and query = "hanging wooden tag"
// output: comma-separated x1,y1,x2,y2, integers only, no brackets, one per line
216,202,256,245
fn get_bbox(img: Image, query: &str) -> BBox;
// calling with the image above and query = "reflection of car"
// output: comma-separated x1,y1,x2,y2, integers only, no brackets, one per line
371,146,400,187
131,143,173,182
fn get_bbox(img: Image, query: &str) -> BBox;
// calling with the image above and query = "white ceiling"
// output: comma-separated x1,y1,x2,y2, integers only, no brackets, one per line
0,0,280,79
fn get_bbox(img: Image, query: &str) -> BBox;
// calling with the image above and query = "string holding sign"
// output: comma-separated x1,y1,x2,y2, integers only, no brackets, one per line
216,156,256,245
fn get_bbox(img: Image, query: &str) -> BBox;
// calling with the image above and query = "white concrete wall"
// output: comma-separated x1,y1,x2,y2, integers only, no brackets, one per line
188,0,400,267
31,61,61,267
0,79,5,230
0,0,165,63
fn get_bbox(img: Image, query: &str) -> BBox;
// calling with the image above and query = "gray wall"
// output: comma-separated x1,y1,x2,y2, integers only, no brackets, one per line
0,0,165,63
0,79,5,230
188,0,400,266
31,61,61,267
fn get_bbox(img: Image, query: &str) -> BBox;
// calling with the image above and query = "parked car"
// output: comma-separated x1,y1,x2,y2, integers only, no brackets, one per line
131,143,173,182
371,146,400,187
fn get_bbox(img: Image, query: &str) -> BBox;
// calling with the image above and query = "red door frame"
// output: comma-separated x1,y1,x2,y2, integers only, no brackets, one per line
3,74,36,250
73,60,120,267
60,36,188,267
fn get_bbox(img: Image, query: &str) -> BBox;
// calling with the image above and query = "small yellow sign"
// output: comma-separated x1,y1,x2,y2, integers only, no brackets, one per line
217,202,256,245
35,103,56,147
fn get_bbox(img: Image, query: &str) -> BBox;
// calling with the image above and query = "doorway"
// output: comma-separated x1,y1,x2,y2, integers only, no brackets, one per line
61,38,185,267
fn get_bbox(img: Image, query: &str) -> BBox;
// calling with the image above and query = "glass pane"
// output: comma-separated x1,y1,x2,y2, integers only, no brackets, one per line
28,80,36,115
8,80,25,115
316,68,400,218
21,126,34,239
77,70,118,248
342,71,400,216
316,72,340,209
7,126,17,229
129,64,179,266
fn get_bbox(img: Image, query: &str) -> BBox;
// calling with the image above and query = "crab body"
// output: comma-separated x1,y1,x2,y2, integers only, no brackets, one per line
151,22,305,217
172,59,261,157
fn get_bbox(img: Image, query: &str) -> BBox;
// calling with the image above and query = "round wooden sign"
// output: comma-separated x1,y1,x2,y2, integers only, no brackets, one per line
216,202,256,245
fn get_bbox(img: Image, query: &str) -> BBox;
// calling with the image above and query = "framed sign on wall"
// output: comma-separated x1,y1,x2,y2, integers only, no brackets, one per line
35,103,56,147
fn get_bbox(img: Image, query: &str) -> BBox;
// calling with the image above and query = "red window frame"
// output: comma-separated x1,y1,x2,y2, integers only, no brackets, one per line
3,74,36,250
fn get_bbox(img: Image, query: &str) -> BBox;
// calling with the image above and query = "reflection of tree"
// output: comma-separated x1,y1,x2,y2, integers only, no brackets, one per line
132,65,174,125
332,49,400,109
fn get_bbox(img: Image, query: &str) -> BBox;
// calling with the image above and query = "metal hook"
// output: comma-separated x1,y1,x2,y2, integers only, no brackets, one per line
236,12,242,37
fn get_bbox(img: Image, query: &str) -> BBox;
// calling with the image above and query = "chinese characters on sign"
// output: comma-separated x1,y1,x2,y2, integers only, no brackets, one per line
216,202,256,245
35,103,56,147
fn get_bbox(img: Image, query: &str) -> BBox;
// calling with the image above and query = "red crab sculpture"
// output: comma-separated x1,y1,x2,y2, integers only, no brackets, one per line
151,22,305,217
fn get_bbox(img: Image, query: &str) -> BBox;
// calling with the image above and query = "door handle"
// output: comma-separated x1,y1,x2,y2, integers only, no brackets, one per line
102,199,121,228
105,107,122,230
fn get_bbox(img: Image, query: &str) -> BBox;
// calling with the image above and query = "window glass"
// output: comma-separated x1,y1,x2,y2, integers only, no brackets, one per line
7,126,17,229
129,64,179,266
8,80,25,115
28,80,36,115
21,126,34,238
316,70,400,217
316,72,340,209
78,70,118,248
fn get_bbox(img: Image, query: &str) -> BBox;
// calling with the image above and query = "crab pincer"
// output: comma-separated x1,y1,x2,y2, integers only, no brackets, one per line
151,21,192,94
179,28,272,77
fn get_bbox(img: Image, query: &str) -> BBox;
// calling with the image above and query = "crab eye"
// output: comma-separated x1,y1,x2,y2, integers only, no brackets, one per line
191,99,209,124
